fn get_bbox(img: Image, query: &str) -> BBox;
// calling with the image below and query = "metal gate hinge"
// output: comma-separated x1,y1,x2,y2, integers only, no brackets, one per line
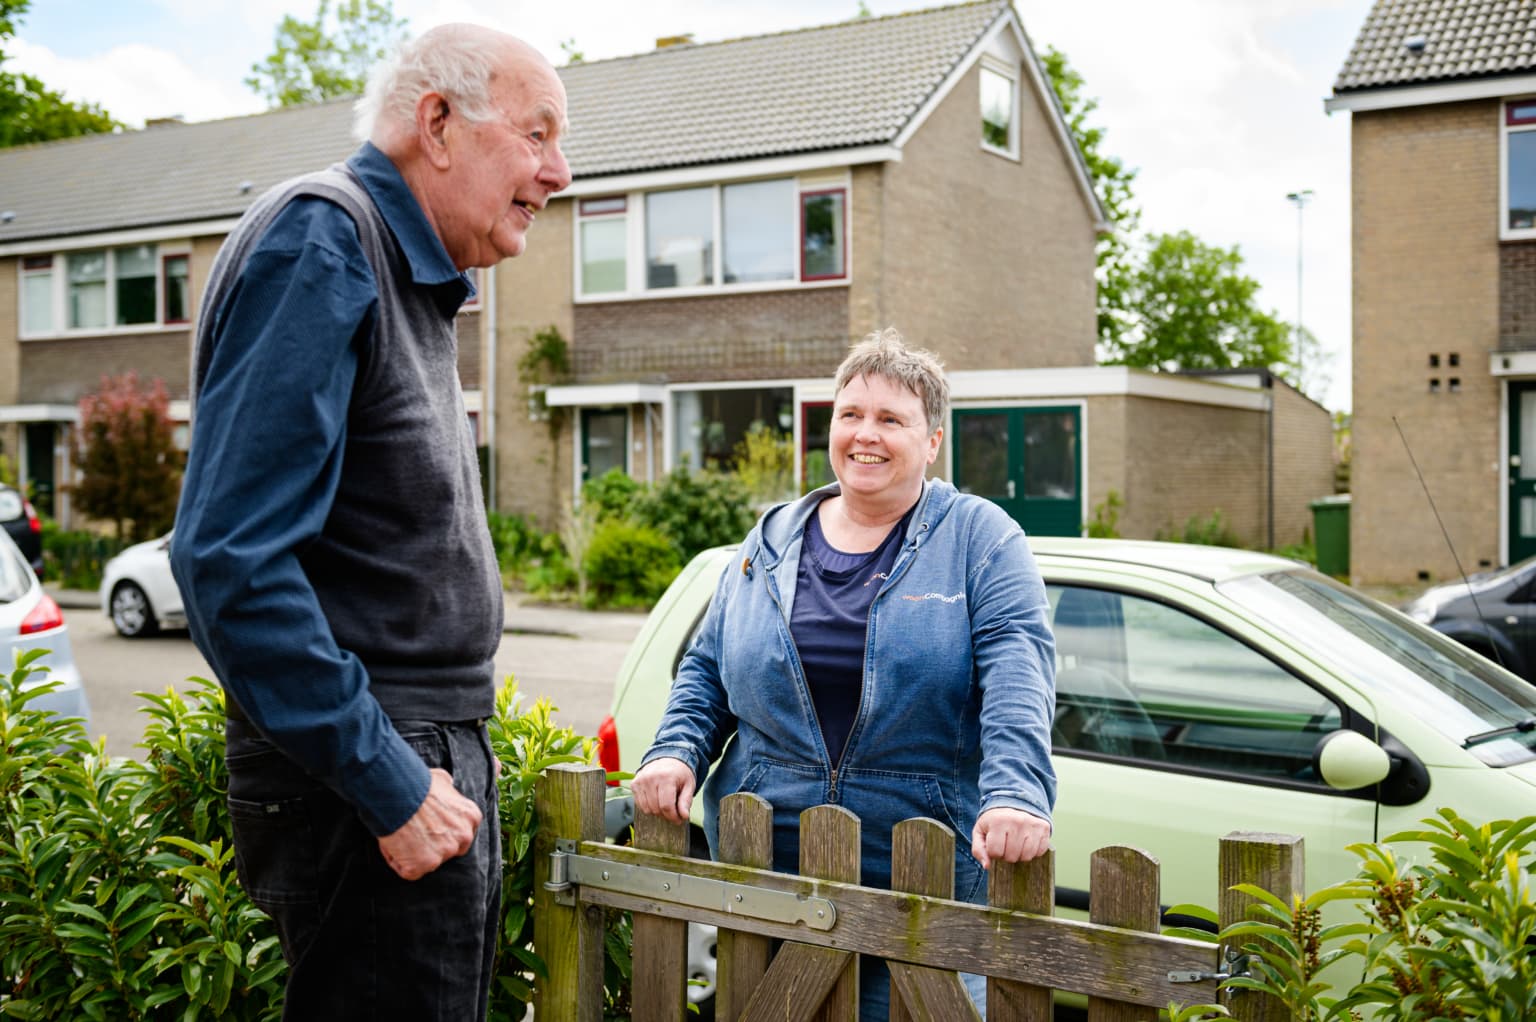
546,846,837,931
1168,944,1255,992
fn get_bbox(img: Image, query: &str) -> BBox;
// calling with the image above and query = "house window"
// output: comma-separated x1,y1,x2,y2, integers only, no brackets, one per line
579,197,627,295
801,190,846,281
580,178,851,299
20,256,53,334
801,401,835,491
161,253,190,324
114,244,157,325
1505,100,1536,235
67,251,107,329
722,179,795,283
21,242,186,336
980,65,1017,156
673,386,793,472
647,187,714,289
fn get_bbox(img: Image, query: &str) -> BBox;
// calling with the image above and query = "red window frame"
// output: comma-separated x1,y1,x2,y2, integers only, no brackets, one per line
160,253,190,325
799,188,847,282
1509,101,1536,126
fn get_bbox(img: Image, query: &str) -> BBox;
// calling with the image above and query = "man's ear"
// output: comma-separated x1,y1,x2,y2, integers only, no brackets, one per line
416,91,453,169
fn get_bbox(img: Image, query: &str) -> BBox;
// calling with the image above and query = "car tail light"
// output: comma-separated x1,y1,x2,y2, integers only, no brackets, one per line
20,594,63,635
22,498,40,534
597,714,620,786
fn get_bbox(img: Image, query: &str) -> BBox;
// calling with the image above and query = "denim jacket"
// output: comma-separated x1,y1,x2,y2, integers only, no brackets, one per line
641,478,1056,900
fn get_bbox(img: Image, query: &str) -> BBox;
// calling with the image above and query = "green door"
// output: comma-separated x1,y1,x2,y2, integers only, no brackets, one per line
952,406,1081,536
1510,383,1536,563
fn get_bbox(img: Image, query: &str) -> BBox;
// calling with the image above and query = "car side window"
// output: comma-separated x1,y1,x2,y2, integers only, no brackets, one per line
1049,584,1343,783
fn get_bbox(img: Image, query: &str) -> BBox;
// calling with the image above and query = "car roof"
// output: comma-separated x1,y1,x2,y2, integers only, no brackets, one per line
1027,537,1304,584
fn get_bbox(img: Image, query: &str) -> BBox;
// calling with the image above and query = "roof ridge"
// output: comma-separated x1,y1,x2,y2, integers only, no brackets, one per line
559,0,1002,71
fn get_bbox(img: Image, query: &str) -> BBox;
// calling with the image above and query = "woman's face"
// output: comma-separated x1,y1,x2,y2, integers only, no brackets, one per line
829,373,941,505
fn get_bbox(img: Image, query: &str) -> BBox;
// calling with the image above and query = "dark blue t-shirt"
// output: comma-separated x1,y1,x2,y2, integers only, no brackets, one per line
790,504,912,766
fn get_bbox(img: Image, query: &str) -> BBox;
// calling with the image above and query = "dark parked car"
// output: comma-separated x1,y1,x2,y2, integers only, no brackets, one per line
0,485,43,576
1402,556,1536,682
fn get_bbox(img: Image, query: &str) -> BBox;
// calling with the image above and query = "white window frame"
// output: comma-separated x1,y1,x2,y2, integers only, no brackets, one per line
17,240,192,339
573,174,852,302
979,57,1020,161
1503,98,1536,241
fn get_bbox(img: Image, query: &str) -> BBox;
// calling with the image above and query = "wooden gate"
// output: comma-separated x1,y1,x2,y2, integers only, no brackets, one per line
532,764,1301,1021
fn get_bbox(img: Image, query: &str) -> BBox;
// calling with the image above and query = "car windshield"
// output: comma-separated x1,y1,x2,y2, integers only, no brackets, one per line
1222,568,1536,767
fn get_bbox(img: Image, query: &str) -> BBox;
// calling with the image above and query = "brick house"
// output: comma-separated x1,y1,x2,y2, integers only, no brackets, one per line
0,0,1330,546
1328,0,1536,583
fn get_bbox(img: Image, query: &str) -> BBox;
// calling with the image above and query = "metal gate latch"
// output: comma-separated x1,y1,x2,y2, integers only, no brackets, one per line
1168,945,1255,987
546,843,837,931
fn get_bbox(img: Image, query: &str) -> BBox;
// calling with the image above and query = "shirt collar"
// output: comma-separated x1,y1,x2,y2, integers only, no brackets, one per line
347,142,473,306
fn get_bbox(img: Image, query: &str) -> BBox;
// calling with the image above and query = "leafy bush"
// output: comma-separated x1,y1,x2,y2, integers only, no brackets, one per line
42,524,128,591
581,469,642,523
1085,489,1124,538
0,655,628,1020
1159,508,1241,548
583,520,681,609
733,424,795,508
1175,809,1536,1021
72,372,182,544
631,465,755,565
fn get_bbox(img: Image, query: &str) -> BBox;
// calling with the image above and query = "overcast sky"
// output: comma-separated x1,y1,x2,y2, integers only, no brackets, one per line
8,0,1374,411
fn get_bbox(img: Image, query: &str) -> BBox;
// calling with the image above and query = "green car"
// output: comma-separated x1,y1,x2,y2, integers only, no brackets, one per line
599,537,1536,1011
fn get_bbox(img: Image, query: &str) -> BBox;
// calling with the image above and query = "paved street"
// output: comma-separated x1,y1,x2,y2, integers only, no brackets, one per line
60,591,644,759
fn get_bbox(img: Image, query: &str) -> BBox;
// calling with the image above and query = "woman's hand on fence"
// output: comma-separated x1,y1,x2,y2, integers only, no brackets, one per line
971,807,1051,869
632,757,696,823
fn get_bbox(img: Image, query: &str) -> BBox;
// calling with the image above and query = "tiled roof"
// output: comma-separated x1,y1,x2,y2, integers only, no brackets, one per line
561,0,1004,177
1332,0,1536,94
0,1,1006,244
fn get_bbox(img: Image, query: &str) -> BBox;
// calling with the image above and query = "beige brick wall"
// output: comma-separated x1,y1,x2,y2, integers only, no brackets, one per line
848,163,885,344
1117,396,1268,546
0,256,17,409
881,62,1098,371
1271,381,1336,548
1351,101,1502,584
491,197,576,525
21,332,193,402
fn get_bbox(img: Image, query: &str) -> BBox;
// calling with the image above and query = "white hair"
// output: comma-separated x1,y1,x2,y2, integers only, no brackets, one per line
352,25,507,143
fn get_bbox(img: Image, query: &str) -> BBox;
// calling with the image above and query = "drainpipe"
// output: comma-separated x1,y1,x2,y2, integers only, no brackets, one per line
1267,372,1275,551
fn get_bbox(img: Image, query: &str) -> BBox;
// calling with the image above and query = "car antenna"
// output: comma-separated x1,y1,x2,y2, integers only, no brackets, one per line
1393,415,1509,671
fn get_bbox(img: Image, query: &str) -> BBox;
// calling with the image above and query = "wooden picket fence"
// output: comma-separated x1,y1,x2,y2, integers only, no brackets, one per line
532,764,1303,1021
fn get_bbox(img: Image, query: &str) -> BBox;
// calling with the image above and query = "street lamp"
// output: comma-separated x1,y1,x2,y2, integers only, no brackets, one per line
1286,189,1314,385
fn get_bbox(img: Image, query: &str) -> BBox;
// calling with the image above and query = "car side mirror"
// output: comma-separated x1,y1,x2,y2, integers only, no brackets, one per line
1313,729,1392,790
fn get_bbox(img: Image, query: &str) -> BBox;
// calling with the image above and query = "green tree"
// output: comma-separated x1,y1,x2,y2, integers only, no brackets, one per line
0,0,118,148
71,372,183,542
247,0,408,108
1040,46,1139,353
1109,230,1292,373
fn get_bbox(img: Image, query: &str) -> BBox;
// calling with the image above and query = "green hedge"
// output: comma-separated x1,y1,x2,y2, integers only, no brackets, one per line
41,526,127,592
0,655,630,1020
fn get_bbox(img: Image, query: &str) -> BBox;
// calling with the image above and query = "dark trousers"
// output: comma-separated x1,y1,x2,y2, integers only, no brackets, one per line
225,718,501,1022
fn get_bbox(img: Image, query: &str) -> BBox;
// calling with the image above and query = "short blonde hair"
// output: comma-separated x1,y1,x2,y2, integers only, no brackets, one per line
833,328,949,434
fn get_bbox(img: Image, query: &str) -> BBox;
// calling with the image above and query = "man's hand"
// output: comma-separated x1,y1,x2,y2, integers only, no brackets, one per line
970,807,1051,870
378,767,483,880
631,757,696,823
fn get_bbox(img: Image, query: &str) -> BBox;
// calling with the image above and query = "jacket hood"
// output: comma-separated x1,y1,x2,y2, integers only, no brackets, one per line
752,478,960,568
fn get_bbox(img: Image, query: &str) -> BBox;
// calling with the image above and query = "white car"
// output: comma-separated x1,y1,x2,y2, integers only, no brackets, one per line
0,529,90,725
100,533,185,638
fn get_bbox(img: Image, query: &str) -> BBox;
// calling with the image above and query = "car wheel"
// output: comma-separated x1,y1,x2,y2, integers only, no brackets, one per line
110,581,159,638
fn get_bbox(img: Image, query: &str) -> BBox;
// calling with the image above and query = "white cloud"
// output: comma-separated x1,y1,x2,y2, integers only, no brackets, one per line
7,38,264,127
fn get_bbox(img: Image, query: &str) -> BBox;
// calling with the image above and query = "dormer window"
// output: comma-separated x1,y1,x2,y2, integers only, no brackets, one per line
980,62,1018,159
1503,100,1536,238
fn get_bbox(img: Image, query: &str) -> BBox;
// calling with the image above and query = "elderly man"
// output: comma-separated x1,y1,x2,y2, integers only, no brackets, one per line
170,25,570,1020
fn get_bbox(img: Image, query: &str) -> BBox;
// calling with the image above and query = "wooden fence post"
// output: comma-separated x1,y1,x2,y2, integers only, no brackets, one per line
1087,846,1161,1022
888,817,981,1022
987,848,1054,1021
718,793,774,1020
533,763,606,1022
740,804,860,1022
632,812,690,1022
1219,831,1303,1022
